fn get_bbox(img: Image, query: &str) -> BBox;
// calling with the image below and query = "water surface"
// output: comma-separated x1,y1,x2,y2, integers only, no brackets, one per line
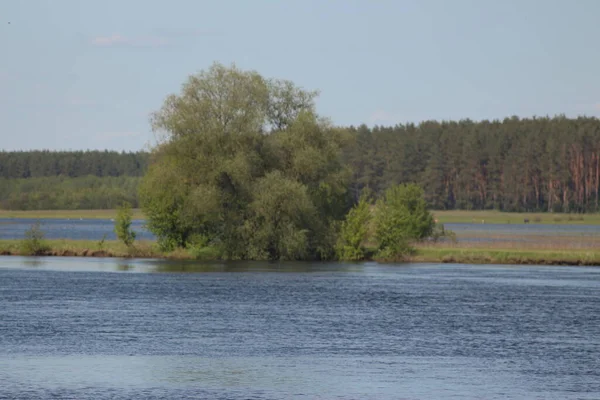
3,219,600,242
1,258,599,399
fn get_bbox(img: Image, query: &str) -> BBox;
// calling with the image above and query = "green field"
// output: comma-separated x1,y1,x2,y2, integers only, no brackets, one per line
0,209,145,220
0,239,175,259
432,210,600,225
413,244,600,266
2,208,600,225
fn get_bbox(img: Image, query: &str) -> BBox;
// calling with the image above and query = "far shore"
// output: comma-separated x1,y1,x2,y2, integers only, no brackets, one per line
0,209,145,220
1,209,599,225
1,239,599,266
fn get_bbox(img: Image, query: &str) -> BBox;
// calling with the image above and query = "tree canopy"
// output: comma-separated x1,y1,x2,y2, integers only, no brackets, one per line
140,62,352,260
342,116,600,213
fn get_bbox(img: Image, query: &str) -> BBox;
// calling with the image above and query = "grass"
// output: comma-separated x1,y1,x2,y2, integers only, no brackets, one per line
432,210,600,225
0,209,145,220
2,208,599,225
412,244,600,266
0,239,193,260
2,238,599,266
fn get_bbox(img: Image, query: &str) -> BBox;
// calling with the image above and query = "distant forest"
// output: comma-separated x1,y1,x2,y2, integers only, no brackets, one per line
0,150,148,178
2,115,600,212
0,151,147,209
344,116,600,213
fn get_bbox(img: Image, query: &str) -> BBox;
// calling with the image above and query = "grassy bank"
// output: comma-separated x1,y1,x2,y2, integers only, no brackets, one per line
2,208,599,225
0,209,145,220
412,243,600,266
433,210,600,225
2,239,599,266
0,239,186,259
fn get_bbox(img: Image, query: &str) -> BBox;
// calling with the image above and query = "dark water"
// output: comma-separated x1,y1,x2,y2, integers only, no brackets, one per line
3,218,600,242
1,258,599,399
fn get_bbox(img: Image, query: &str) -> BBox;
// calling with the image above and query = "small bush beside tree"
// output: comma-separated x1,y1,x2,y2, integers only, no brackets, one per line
114,202,136,247
336,193,372,261
374,184,435,261
21,220,50,255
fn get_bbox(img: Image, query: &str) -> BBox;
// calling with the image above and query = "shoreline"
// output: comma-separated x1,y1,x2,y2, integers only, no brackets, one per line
2,209,600,225
1,240,599,266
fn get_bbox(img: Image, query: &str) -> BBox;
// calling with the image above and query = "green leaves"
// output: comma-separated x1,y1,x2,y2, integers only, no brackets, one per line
245,171,315,261
374,184,435,261
140,63,350,260
20,220,50,255
335,193,372,261
114,202,136,247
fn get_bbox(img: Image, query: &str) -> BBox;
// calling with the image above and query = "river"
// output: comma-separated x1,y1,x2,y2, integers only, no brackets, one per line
1,257,599,399
2,218,600,243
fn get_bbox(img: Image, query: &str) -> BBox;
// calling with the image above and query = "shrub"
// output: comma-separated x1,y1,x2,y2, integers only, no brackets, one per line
186,233,223,260
114,202,136,247
20,220,50,255
97,233,107,251
429,223,457,244
335,193,372,261
374,184,435,260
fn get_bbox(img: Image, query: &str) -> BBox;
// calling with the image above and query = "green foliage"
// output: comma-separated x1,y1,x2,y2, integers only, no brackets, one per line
0,150,148,179
6,116,600,215
336,193,372,261
138,160,191,251
114,202,136,247
185,234,223,260
244,171,315,260
140,62,350,261
0,176,141,210
429,223,457,243
342,116,600,213
20,220,50,255
374,184,435,260
97,233,107,251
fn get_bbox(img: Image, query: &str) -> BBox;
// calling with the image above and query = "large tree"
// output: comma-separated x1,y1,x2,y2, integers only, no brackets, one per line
140,62,351,260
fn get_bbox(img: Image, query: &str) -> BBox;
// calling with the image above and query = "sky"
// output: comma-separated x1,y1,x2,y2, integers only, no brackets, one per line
1,0,600,151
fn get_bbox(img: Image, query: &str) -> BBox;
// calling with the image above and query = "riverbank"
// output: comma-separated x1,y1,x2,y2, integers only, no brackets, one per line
433,210,600,225
1,239,599,266
0,209,144,220
2,208,599,225
413,246,600,266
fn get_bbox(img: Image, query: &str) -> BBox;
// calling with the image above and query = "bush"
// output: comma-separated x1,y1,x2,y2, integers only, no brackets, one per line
186,233,223,260
335,193,372,261
97,233,107,251
114,202,136,247
374,184,434,260
20,220,50,255
429,223,457,243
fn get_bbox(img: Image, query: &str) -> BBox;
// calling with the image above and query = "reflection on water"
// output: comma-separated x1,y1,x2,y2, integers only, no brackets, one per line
1,257,599,399
0,256,369,274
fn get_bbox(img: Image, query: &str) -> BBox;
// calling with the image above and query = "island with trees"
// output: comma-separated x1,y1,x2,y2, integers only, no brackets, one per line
2,62,600,264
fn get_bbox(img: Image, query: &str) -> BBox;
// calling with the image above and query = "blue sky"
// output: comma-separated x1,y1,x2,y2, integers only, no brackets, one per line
1,0,599,151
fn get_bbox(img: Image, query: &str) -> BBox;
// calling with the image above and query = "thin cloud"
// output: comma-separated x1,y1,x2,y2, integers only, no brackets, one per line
91,34,168,48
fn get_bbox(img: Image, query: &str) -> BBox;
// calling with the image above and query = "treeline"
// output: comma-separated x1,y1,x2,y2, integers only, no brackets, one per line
343,116,600,213
3,117,600,214
0,150,149,178
0,176,141,210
